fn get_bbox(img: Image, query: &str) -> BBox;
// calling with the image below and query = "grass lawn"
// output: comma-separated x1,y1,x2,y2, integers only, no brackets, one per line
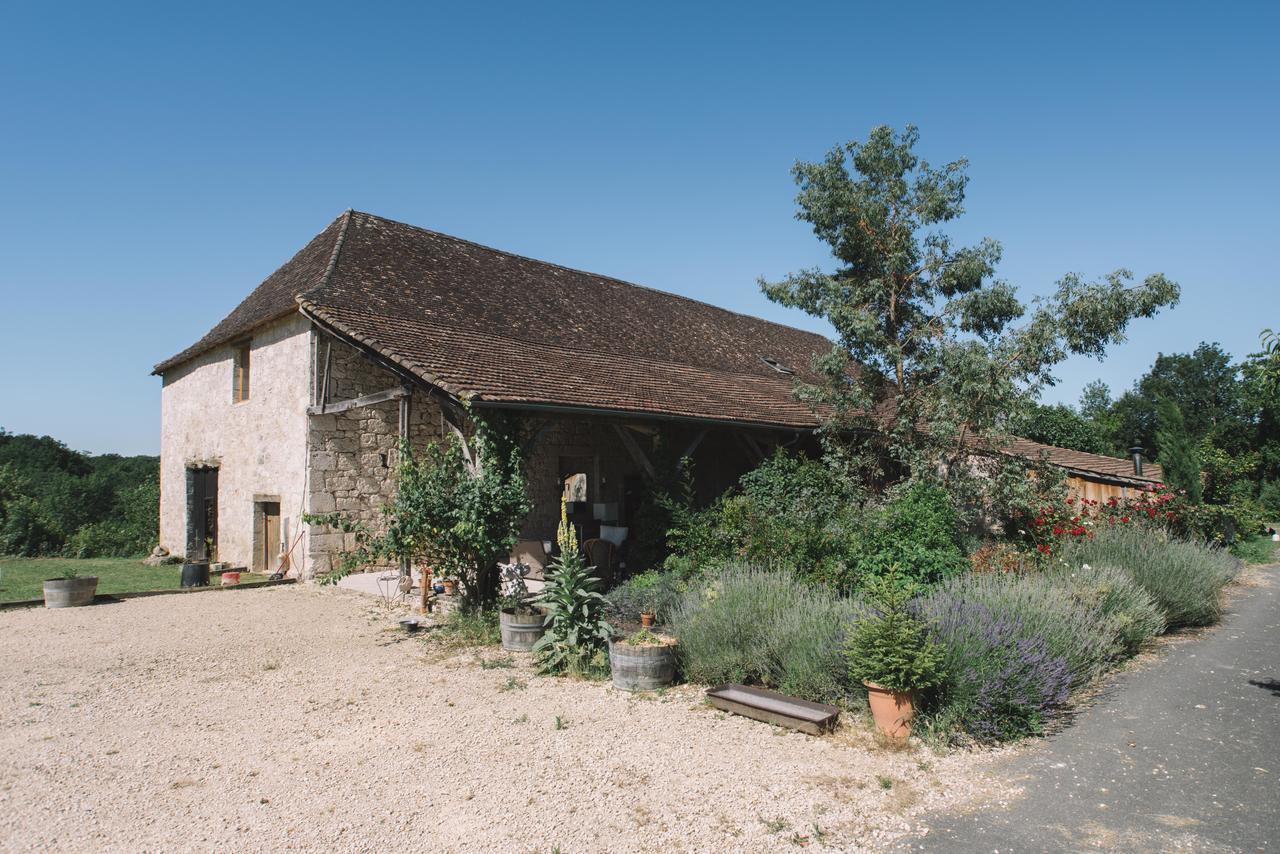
0,557,270,604
1231,534,1279,565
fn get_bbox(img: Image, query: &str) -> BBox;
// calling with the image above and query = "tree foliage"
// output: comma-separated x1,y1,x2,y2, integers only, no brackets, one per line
1155,399,1202,503
306,409,532,610
0,430,158,557
759,125,1179,502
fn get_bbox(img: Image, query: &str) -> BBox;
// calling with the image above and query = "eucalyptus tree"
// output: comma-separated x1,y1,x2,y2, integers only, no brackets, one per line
760,124,1180,499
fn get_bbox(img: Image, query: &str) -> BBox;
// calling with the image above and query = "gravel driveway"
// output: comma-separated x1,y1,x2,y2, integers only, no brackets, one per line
0,585,1009,852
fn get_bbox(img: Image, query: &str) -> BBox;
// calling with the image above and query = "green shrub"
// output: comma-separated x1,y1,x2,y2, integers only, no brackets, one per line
662,455,966,593
766,595,863,703
841,481,970,590
669,566,861,702
845,570,945,693
0,497,63,556
1049,563,1165,656
1060,525,1239,628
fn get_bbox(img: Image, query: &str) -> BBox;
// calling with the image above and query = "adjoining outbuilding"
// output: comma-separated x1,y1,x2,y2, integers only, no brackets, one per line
153,210,1163,578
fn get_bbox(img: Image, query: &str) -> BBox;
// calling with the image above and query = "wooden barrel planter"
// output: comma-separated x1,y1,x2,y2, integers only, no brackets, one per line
609,636,677,692
500,608,546,652
43,576,98,608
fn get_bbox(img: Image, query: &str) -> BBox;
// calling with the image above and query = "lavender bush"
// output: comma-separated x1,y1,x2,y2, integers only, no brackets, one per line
1059,525,1239,628
670,565,863,702
924,571,1122,688
916,596,1072,741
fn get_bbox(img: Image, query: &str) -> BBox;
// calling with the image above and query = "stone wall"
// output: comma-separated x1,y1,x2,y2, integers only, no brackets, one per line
158,313,312,569
520,416,640,539
303,333,445,578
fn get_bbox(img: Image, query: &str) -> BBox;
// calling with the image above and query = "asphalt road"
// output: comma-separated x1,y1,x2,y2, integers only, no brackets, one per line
904,564,1279,853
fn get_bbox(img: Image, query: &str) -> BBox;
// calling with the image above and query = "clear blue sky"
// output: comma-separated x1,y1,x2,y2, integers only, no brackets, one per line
1,1,1276,456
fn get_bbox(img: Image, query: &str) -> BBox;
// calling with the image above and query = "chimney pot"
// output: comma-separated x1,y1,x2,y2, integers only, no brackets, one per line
1128,445,1145,477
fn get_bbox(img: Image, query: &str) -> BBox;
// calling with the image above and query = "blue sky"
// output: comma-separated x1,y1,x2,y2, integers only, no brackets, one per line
1,1,1276,455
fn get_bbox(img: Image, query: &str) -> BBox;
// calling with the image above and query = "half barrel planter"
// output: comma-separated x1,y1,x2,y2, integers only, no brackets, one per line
609,636,677,692
500,608,547,652
43,577,99,608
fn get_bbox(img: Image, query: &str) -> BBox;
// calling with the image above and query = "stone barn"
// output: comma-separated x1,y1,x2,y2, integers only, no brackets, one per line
154,210,1165,580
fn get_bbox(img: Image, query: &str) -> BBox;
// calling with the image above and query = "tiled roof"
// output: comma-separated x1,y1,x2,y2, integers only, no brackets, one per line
157,210,834,428
1000,436,1165,485
154,210,1162,482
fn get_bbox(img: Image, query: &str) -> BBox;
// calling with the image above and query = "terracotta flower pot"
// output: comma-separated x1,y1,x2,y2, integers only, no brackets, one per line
863,680,915,738
639,611,656,628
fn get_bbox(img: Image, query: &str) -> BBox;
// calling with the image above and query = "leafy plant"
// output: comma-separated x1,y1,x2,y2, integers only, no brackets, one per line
532,500,613,676
305,409,532,610
498,560,537,615
845,568,944,693
623,627,664,645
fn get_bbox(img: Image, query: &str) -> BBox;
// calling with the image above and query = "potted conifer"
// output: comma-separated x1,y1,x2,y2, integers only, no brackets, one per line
846,567,944,738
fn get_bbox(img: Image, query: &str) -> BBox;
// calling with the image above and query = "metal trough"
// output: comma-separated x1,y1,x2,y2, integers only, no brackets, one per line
706,684,840,735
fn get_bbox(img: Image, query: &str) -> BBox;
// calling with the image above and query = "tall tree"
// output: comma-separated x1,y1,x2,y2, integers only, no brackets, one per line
1010,402,1111,455
1155,399,1202,503
760,125,1180,497
1110,343,1247,458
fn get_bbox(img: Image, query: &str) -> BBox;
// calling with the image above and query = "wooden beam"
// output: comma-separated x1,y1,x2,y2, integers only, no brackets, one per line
737,430,766,464
613,424,656,479
307,385,408,416
680,428,709,460
442,410,479,474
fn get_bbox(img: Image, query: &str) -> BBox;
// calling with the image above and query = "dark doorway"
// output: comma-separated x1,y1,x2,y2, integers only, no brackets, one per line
186,466,218,561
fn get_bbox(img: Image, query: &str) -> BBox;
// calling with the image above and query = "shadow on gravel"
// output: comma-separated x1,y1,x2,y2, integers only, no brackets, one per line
1247,677,1280,697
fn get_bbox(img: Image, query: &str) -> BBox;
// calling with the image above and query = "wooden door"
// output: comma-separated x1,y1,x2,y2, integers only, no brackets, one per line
260,502,281,574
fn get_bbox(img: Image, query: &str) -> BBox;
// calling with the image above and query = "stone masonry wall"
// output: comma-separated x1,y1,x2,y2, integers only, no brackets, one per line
304,333,445,579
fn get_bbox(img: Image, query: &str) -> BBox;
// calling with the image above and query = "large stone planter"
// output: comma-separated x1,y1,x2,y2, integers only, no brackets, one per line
609,636,677,692
500,608,546,652
43,577,98,608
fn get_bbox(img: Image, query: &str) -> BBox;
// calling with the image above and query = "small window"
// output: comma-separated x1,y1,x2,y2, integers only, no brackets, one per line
232,341,251,403
760,356,795,375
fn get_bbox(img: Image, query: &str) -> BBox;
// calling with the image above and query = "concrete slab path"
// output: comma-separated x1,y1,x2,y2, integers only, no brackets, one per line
903,564,1280,852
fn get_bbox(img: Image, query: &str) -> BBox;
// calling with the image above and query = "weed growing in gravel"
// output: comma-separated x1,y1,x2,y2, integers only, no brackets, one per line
434,610,501,649
262,661,280,671
553,715,569,730
810,822,828,843
511,713,528,724
499,677,526,692
877,775,893,789
760,816,790,833
479,655,515,669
